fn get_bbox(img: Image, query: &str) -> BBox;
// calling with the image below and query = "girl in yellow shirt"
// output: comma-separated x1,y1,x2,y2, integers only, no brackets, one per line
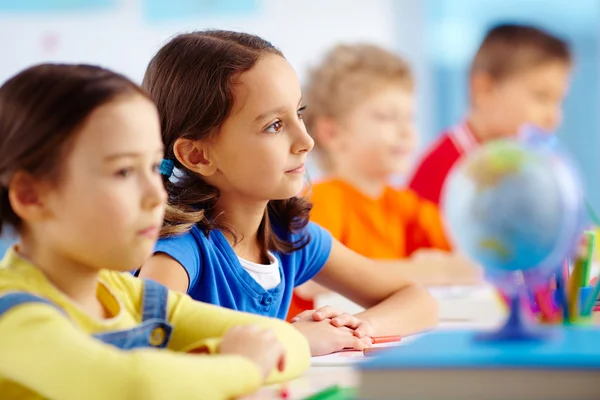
0,63,309,400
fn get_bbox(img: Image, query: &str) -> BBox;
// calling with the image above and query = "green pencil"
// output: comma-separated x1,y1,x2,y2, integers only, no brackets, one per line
582,231,596,286
302,385,353,400
582,275,600,316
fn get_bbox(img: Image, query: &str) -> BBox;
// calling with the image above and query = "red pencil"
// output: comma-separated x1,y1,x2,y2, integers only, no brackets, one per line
342,335,403,350
278,383,290,399
534,288,560,323
371,335,402,344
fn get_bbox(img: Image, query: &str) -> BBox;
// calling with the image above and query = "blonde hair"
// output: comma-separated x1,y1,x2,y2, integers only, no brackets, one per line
303,44,413,168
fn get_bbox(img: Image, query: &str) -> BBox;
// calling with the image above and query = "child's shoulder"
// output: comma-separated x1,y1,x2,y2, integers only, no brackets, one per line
0,250,47,295
0,265,30,294
387,185,423,201
417,128,461,163
386,186,437,214
156,224,207,253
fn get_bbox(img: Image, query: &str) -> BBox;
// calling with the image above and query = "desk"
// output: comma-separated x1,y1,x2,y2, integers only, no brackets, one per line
250,313,600,400
246,366,356,400
250,321,500,399
249,287,507,399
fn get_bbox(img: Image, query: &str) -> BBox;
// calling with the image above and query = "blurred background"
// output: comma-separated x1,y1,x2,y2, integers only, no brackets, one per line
0,0,598,252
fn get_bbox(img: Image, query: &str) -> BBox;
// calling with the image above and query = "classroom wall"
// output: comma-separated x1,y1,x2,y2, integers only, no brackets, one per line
0,0,401,85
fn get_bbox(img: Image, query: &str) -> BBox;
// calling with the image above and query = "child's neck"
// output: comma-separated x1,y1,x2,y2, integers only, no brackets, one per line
213,196,269,263
466,110,506,142
330,164,388,199
18,236,107,319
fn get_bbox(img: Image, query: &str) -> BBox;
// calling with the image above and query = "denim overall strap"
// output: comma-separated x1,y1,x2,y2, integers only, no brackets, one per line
141,279,169,322
0,292,66,318
92,280,172,350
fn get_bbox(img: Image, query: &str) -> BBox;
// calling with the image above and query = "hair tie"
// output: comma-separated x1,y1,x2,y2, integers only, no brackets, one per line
159,159,174,177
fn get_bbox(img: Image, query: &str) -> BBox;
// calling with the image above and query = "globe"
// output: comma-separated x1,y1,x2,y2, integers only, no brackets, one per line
441,131,585,340
442,137,584,295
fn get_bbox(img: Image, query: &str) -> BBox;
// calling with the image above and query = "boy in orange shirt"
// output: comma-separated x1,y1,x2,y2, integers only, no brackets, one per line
289,44,482,318
408,24,572,205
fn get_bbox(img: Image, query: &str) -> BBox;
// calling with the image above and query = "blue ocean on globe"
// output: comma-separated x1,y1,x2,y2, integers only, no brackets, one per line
442,130,585,292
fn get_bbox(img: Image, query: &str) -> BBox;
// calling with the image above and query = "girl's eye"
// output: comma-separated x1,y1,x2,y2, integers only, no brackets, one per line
115,168,133,178
265,120,283,133
297,106,307,119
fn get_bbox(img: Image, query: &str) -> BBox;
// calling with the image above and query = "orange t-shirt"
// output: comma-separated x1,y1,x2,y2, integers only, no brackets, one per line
310,179,450,258
287,179,451,320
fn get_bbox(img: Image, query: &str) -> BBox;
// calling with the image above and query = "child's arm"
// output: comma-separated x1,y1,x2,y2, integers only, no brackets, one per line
401,194,482,286
140,252,190,292
294,280,332,301
165,290,311,383
313,238,439,336
383,250,483,286
138,230,200,293
0,302,307,400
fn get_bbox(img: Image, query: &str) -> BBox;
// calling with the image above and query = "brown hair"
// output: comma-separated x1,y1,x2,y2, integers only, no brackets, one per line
302,44,413,169
142,30,311,254
0,63,146,236
471,24,572,80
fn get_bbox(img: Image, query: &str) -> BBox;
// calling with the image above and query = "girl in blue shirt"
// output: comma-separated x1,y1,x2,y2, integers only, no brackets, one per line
139,30,438,356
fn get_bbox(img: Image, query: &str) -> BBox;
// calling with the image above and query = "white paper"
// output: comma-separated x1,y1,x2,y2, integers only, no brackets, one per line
310,337,416,367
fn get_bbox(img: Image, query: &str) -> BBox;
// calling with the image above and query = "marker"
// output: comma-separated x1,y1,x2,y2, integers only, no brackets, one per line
302,385,343,400
342,335,402,350
582,231,596,286
278,382,290,399
371,335,402,344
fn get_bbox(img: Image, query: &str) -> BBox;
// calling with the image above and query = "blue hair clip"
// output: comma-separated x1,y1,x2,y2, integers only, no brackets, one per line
159,159,174,177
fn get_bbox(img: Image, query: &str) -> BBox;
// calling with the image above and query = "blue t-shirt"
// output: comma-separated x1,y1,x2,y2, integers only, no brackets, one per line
154,222,332,319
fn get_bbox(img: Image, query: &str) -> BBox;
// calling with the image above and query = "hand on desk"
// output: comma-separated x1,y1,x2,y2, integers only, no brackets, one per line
219,325,285,381
291,305,375,338
290,306,374,356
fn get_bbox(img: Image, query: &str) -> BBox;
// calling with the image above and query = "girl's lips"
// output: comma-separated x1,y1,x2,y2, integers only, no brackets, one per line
286,164,306,173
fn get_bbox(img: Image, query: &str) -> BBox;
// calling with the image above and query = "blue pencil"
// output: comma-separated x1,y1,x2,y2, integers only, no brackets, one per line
555,273,570,321
582,276,600,316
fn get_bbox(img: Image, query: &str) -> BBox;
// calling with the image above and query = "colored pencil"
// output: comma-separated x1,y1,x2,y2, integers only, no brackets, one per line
534,287,559,323
555,273,570,322
371,335,402,344
568,257,584,321
582,231,596,286
302,385,343,400
279,382,290,399
582,275,600,316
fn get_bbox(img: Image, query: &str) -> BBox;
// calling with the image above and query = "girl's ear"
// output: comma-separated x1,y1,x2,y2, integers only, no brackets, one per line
8,171,52,222
173,138,217,177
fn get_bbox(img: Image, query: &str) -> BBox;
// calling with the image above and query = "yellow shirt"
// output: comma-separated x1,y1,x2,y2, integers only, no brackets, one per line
0,249,310,400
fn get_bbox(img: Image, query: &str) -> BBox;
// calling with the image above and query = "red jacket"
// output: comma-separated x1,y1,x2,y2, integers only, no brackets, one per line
407,123,479,206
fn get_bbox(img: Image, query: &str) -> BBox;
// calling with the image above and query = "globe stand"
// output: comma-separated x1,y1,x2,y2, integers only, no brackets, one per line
475,290,558,342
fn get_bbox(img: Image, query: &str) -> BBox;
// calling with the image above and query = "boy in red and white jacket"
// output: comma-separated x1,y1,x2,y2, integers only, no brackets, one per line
408,24,572,206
